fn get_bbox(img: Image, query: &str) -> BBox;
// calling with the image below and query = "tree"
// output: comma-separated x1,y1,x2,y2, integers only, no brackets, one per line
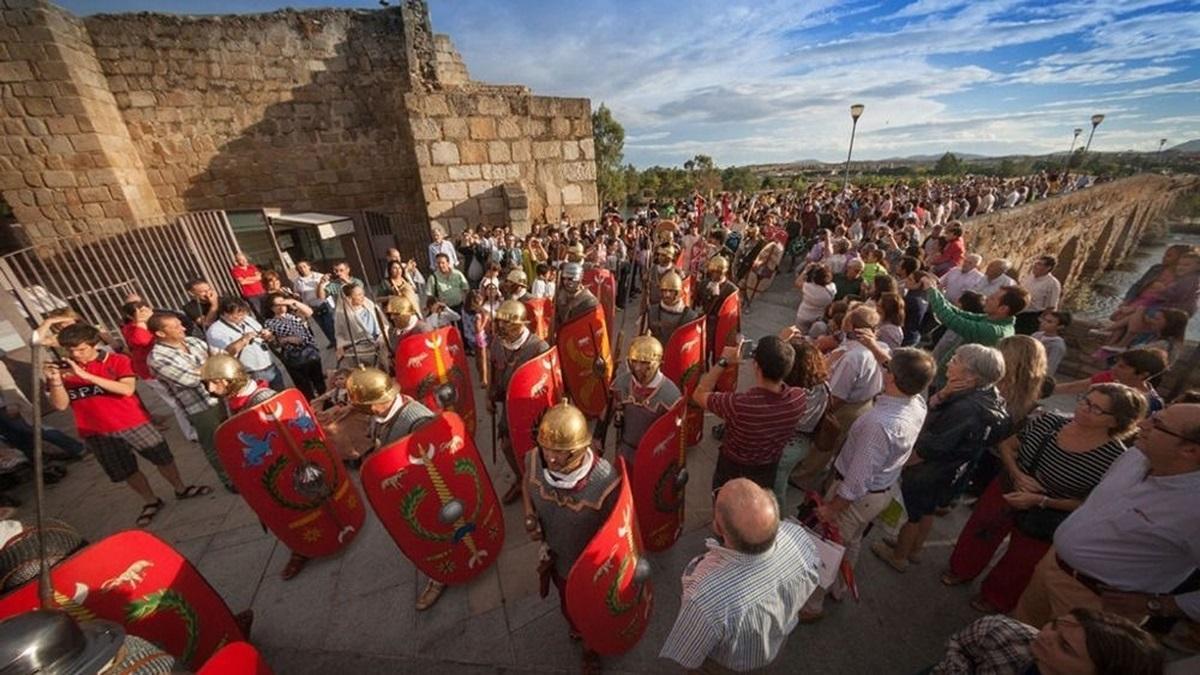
592,103,626,204
933,152,962,176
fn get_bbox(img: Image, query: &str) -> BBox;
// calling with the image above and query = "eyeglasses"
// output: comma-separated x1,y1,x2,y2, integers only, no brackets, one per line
1076,394,1113,416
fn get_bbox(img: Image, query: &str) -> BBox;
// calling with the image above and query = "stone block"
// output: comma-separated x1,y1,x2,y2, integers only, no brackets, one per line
511,140,531,163
580,138,595,160
436,181,468,201
468,116,496,141
453,199,479,218
459,141,488,164
497,118,522,139
43,170,76,188
532,141,560,160
23,97,56,116
427,200,452,215
448,165,481,181
23,118,47,136
45,116,79,135
573,118,591,136
550,118,571,139
562,161,596,182
77,186,110,203
127,91,155,107
441,117,468,140
476,96,509,116
562,141,580,161
487,141,510,163
480,197,505,215
467,181,493,197
0,60,33,82
410,118,441,141
431,141,459,165
562,185,584,205
413,145,430,167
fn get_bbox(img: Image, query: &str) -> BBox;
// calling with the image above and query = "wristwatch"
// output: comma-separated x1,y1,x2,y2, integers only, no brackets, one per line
716,357,729,368
1146,595,1168,616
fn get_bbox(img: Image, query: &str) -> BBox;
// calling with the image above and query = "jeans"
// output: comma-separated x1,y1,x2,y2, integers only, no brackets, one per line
0,413,84,460
773,434,812,515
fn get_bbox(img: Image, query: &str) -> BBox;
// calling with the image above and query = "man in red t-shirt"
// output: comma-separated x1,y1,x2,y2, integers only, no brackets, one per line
230,252,266,318
46,324,211,527
120,300,198,442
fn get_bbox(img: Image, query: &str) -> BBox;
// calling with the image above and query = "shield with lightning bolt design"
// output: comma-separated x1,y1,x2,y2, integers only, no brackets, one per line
663,314,706,447
715,290,741,392
361,412,504,585
214,389,365,558
631,397,688,552
582,267,616,346
0,531,244,670
393,326,478,436
565,459,654,656
523,297,554,341
506,346,563,469
556,304,613,419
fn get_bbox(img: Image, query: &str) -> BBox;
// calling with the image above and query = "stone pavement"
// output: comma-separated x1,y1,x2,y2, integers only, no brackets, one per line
12,275,1024,674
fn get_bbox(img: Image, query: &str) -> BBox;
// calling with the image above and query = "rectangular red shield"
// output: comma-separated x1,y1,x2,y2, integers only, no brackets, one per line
556,305,613,419
631,398,687,552
505,346,564,469
523,297,554,341
393,326,478,436
715,291,741,392
663,315,706,447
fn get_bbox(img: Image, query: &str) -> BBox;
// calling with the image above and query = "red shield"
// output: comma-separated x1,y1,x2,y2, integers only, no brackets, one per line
565,459,653,656
523,297,554,341
663,315,706,447
556,304,613,419
393,326,477,436
764,224,788,246
582,268,616,345
715,291,741,392
506,346,563,469
214,389,365,558
631,398,687,552
0,531,243,670
361,412,504,585
198,642,274,675
680,274,694,308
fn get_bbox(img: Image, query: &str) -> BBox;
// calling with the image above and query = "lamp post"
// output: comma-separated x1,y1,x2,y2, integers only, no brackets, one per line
842,103,865,194
1157,138,1168,164
1062,127,1082,178
1082,113,1104,154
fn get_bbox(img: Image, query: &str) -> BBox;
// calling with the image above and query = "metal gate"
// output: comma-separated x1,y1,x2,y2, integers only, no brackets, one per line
0,211,241,333
363,210,431,272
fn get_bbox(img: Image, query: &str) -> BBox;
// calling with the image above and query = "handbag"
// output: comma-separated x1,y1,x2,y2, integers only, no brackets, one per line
1009,426,1070,541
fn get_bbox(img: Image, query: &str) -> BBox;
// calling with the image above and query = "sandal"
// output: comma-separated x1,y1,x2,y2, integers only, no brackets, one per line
941,571,970,587
281,552,309,580
136,498,164,527
415,579,446,611
174,485,213,500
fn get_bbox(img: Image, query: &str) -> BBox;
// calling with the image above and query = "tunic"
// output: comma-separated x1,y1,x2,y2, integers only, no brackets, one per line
526,451,620,577
609,370,681,466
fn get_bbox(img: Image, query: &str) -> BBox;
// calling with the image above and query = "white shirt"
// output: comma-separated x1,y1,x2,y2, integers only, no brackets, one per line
206,316,273,372
292,272,323,307
1055,448,1200,620
826,339,886,403
834,393,927,501
794,281,836,327
1019,271,1061,312
978,273,1018,298
940,267,986,303
531,279,555,299
427,240,458,269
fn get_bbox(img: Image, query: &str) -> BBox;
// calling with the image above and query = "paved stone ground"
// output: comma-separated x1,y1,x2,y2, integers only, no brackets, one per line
11,274,1059,674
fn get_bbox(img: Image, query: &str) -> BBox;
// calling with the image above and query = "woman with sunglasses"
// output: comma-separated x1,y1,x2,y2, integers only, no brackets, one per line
941,383,1147,614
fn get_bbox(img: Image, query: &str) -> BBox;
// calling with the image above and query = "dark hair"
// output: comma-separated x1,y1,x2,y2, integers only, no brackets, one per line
536,263,550,276
871,275,898,299
1070,608,1164,675
1043,310,1072,328
1117,348,1168,378
1038,255,1057,270
218,297,250,316
435,253,449,262
888,348,937,396
807,263,832,285
959,290,985,313
265,292,291,309
261,269,281,284
386,260,404,277
341,282,362,298
753,336,795,382
185,277,208,292
1156,308,1189,340
56,323,101,348
897,256,921,278
120,300,149,322
784,339,828,388
878,293,905,326
996,286,1030,316
146,312,178,334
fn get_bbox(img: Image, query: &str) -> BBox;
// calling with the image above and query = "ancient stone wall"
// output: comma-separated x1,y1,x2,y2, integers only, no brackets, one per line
964,174,1197,301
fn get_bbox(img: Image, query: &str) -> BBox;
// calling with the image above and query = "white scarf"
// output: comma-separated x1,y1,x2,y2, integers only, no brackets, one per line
373,392,406,424
543,448,594,489
500,327,531,351
660,300,685,313
654,263,671,275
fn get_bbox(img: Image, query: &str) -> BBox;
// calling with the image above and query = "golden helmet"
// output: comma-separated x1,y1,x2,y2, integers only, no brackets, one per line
536,401,591,453
566,243,585,260
706,256,729,274
386,295,416,318
494,299,528,325
656,243,678,259
659,270,684,292
200,354,248,393
746,226,760,238
346,366,399,411
505,269,528,287
627,333,663,365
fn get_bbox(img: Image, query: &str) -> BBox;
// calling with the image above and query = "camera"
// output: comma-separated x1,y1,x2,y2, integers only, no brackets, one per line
738,338,756,361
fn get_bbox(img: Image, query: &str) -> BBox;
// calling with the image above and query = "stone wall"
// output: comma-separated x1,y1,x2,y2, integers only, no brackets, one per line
963,174,1196,299
0,0,598,251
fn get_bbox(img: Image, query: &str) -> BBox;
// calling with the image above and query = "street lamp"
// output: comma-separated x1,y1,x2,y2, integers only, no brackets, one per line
1082,113,1104,154
1062,127,1082,177
1157,138,1168,163
842,103,865,193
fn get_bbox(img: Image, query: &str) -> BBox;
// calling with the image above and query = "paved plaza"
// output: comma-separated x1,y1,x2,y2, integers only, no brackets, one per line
17,276,1006,674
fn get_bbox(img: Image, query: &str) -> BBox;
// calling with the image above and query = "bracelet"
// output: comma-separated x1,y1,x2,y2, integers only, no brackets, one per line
47,381,64,388
1038,495,1048,509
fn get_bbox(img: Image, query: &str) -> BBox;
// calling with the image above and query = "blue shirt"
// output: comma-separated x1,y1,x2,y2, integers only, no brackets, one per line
833,393,927,501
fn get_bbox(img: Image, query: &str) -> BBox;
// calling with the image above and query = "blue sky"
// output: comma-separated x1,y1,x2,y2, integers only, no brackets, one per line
59,0,1200,167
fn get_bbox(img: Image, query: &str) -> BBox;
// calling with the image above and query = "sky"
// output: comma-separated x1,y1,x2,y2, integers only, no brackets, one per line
58,0,1200,168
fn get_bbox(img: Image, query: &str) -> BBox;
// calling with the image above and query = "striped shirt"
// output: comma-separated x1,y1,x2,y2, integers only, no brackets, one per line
146,337,217,416
706,385,807,465
833,393,927,502
660,522,820,671
1017,412,1125,500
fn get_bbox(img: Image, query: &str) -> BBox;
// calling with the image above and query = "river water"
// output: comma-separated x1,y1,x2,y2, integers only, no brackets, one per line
1068,224,1200,340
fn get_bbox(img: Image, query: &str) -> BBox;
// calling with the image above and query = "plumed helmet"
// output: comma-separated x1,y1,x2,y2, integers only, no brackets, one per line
199,353,248,393
561,262,584,281
346,366,399,411
627,333,663,365
537,401,591,454
706,256,729,274
494,299,528,325
386,295,416,318
659,270,684,292
505,269,528,287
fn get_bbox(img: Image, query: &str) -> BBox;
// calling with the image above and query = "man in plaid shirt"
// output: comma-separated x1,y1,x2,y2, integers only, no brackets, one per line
146,313,234,492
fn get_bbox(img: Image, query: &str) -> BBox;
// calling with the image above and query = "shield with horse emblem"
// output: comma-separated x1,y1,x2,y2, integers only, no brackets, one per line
214,389,365,558
556,305,613,419
663,314,705,447
631,398,687,552
361,412,504,585
394,326,477,436
505,347,564,469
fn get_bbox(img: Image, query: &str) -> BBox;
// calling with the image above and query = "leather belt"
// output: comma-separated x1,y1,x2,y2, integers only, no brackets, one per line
833,469,890,494
1055,555,1108,595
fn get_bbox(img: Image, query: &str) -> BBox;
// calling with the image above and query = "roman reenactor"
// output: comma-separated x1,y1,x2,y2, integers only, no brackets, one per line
598,334,680,469
639,242,682,328
502,269,534,302
385,295,432,354
488,300,551,504
643,271,699,347
554,262,600,333
733,225,765,283
696,256,738,361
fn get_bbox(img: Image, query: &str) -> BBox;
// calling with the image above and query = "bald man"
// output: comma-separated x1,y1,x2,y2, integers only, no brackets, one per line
660,479,820,672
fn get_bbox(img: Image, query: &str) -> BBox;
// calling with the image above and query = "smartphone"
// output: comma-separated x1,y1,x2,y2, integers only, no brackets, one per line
738,338,756,361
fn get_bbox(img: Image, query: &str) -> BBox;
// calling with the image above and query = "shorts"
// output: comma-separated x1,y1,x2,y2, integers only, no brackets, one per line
83,424,174,483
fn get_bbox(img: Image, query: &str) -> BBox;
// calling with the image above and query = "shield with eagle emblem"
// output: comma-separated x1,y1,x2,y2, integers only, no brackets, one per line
505,346,564,469
393,326,477,436
361,411,504,585
213,389,365,558
565,458,654,656
556,304,612,420
631,398,688,552
663,314,706,447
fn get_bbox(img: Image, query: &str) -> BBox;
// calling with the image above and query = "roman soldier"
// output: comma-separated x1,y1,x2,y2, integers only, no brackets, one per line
554,262,600,332
642,242,681,311
488,300,551,503
385,295,432,353
643,270,699,347
564,242,586,265
523,401,620,674
599,334,680,468
696,256,738,360
733,225,765,282
343,366,462,613
503,269,534,302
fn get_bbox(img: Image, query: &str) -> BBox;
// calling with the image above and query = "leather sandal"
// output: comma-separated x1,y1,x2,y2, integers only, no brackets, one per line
281,552,309,580
415,579,446,611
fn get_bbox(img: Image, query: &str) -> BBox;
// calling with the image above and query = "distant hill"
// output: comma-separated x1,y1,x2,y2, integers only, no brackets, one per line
1168,139,1200,153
